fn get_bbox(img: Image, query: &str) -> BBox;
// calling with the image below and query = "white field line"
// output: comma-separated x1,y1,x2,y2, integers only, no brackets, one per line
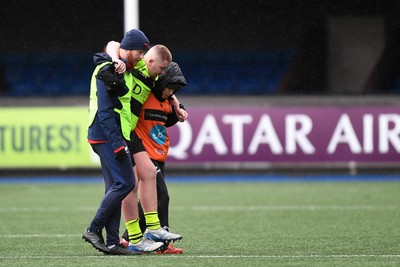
0,207,95,212
189,205,400,211
0,254,399,259
0,205,398,213
0,235,399,259
0,234,79,238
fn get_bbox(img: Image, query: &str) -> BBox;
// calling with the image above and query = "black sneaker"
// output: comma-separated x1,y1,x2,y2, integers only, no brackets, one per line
82,229,110,254
108,243,141,255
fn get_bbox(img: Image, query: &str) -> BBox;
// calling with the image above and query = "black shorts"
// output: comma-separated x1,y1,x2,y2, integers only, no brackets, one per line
127,131,146,155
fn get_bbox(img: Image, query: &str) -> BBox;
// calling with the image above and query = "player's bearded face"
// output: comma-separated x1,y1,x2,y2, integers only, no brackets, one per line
127,50,145,66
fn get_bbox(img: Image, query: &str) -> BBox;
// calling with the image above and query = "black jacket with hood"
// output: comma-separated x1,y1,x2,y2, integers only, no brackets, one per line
153,62,187,127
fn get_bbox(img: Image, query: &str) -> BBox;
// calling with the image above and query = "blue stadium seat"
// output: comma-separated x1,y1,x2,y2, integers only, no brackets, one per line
1,50,295,96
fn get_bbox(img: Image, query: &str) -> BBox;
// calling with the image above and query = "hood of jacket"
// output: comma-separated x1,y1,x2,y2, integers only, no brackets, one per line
153,62,187,101
93,52,112,66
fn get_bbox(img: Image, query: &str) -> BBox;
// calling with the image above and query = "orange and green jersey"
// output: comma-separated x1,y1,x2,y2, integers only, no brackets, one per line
134,92,172,162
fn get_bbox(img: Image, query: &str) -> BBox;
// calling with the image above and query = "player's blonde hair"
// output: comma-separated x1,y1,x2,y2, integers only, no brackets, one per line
147,44,172,63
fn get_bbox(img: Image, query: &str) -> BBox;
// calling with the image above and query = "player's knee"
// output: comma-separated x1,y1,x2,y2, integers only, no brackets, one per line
139,166,157,181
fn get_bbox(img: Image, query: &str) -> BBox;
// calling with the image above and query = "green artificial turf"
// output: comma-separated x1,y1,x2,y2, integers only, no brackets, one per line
0,180,399,266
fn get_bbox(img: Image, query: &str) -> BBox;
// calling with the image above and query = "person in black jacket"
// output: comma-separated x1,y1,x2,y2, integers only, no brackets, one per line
82,29,166,255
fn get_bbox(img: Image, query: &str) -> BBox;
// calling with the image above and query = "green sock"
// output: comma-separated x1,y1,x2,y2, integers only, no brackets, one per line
144,211,161,230
125,219,142,244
